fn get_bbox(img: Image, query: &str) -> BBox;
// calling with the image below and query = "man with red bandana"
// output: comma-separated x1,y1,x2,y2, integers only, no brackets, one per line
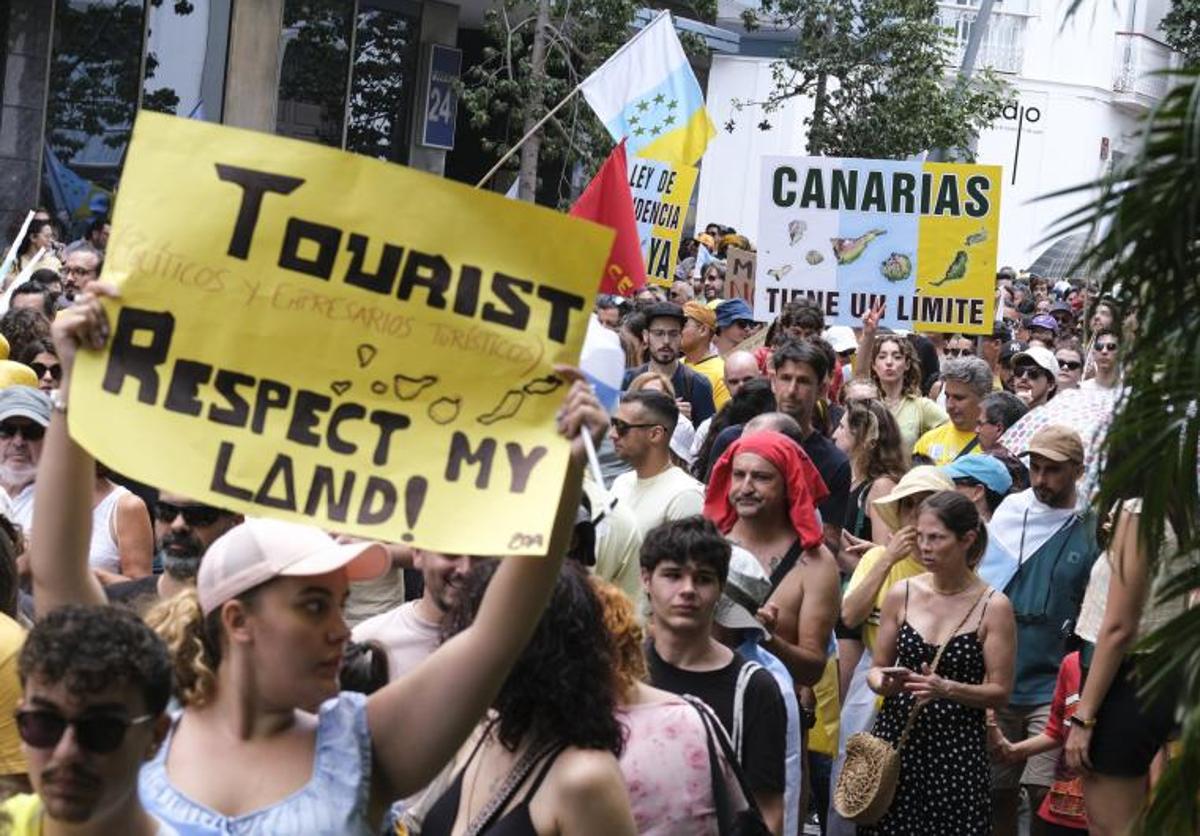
704,430,841,691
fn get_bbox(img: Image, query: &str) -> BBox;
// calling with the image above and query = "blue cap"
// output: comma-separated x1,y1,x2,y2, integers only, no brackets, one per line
941,454,1012,496
715,298,755,329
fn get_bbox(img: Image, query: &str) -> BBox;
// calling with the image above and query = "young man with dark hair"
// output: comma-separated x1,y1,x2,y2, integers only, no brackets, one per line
9,283,55,319
2,605,174,835
621,302,715,426
769,342,851,553
610,390,704,538
642,516,788,834
1081,327,1121,391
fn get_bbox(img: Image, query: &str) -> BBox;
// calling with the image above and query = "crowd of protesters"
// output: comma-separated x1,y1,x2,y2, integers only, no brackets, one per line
0,212,1186,836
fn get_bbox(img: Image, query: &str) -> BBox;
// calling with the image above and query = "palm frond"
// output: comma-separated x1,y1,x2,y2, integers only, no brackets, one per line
1046,68,1200,833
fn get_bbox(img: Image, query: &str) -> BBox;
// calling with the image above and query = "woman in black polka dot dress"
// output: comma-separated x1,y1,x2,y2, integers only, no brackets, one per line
862,492,1017,836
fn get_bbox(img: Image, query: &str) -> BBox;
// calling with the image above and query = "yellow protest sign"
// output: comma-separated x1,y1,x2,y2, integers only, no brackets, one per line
757,157,1001,334
627,156,697,287
69,112,613,555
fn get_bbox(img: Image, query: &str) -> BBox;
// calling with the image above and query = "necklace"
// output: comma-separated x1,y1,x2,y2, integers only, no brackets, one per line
931,578,974,596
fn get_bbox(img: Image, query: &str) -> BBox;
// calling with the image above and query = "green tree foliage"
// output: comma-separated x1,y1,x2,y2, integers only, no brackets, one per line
46,0,185,167
1161,0,1200,66
460,0,715,205
736,0,1007,160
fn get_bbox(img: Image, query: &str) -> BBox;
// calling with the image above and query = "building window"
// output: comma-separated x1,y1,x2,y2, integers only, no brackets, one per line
276,0,422,163
41,0,231,236
42,0,147,228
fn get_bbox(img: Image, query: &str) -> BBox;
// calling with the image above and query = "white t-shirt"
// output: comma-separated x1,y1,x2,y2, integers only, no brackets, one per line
611,465,705,538
352,600,441,681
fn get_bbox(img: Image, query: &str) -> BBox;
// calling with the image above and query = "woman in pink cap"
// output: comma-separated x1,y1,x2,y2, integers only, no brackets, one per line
30,284,612,835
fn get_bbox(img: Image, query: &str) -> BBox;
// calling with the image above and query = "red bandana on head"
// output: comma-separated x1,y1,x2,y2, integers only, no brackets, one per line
704,430,830,549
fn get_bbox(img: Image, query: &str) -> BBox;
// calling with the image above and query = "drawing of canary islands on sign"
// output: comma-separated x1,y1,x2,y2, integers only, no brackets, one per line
756,156,1002,335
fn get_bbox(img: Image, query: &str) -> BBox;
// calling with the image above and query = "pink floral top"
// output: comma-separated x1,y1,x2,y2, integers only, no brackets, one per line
617,696,736,836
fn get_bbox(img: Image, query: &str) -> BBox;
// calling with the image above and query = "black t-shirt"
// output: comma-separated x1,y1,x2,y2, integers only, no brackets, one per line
708,423,851,535
801,429,851,533
645,641,786,795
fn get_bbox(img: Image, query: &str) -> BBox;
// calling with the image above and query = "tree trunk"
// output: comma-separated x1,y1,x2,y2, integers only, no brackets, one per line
809,70,828,156
518,0,552,202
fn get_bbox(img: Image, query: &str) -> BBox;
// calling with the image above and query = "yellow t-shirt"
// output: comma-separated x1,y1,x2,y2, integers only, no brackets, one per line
846,546,925,650
0,793,42,835
0,614,27,776
889,396,947,451
913,423,978,466
685,354,730,409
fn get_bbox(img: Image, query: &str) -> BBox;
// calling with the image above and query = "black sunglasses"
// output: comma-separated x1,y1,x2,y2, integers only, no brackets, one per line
1056,359,1082,371
153,501,223,527
611,418,663,437
1094,341,1118,353
15,709,153,754
0,422,45,441
945,348,974,357
30,362,62,381
1012,366,1047,381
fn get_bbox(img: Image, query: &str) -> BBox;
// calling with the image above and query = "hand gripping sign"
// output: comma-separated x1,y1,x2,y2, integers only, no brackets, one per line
69,113,613,556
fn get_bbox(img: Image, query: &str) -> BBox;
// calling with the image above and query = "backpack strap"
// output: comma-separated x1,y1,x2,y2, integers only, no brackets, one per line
768,540,803,592
954,436,981,460
732,660,763,763
682,694,765,831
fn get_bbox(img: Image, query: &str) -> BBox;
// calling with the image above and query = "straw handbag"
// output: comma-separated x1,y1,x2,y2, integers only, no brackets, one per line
834,586,988,825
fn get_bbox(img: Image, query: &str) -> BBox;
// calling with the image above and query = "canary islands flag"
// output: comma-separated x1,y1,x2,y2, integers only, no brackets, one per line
580,11,715,167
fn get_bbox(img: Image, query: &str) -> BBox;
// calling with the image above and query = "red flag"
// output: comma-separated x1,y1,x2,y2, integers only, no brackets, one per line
570,140,645,297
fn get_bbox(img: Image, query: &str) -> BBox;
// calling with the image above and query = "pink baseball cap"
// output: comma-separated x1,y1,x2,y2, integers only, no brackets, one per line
197,519,389,615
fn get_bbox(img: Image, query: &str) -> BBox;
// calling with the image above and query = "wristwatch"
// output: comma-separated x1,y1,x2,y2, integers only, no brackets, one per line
1068,714,1097,729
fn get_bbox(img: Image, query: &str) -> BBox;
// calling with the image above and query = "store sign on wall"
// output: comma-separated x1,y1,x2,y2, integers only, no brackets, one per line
421,45,462,150
998,99,1044,186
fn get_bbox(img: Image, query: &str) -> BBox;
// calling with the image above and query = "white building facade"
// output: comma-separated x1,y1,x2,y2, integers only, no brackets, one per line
696,0,1179,269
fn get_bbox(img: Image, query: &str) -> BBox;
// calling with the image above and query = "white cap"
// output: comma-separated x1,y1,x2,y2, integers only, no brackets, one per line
197,519,389,615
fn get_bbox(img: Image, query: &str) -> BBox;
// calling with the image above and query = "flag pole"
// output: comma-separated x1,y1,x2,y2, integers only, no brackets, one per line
474,86,582,190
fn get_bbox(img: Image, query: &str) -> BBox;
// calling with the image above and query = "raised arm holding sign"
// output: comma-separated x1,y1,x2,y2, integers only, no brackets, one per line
67,112,613,557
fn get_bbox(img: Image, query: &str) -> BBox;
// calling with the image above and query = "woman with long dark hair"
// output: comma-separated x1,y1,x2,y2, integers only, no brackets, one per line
421,562,635,835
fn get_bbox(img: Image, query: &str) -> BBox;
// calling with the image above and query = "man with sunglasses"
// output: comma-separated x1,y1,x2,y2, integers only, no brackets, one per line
2,604,174,835
609,390,704,538
1080,327,1121,391
986,426,1099,836
1010,346,1059,408
105,494,241,612
0,387,51,531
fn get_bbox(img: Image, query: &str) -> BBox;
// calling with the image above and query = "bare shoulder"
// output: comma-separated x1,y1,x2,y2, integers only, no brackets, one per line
800,544,840,579
867,477,897,502
983,589,1015,623
551,747,626,796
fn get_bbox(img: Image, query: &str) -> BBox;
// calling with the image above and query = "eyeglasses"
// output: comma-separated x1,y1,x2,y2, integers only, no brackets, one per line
1094,341,1118,353
15,709,154,754
646,329,681,340
30,362,62,381
63,266,97,278
0,422,45,441
1056,359,1082,371
153,501,223,527
946,348,974,357
611,418,663,437
1012,366,1045,381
